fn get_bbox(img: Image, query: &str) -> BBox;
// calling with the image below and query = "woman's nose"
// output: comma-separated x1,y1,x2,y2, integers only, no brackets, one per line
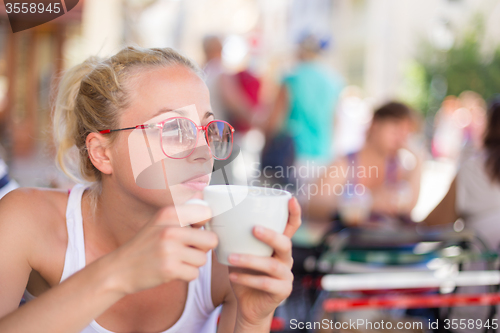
188,130,212,161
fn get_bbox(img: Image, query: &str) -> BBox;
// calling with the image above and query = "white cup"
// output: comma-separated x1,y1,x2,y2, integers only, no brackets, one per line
203,185,292,265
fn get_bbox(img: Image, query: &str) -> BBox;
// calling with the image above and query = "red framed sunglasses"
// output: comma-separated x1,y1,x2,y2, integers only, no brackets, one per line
99,117,235,160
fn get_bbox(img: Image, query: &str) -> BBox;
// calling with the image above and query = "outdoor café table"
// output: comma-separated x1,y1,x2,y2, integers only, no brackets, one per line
316,226,500,326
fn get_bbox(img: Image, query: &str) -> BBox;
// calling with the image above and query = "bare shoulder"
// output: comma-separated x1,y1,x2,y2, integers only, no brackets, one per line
0,187,67,225
0,188,68,262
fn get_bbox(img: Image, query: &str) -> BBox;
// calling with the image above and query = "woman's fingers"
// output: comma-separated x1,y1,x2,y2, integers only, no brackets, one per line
178,246,209,267
173,263,201,281
252,227,292,266
154,204,212,228
161,226,218,252
228,253,292,279
283,197,302,239
229,271,292,297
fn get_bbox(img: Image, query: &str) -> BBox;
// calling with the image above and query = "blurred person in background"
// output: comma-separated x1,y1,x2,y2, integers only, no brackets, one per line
308,102,422,225
432,92,487,164
0,157,19,199
202,35,257,130
203,35,262,186
432,95,464,162
264,35,344,193
459,91,487,162
334,85,372,156
424,96,500,252
423,97,500,333
0,74,17,197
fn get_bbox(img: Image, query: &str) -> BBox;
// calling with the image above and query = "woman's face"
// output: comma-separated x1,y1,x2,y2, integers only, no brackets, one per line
370,118,411,156
109,65,214,209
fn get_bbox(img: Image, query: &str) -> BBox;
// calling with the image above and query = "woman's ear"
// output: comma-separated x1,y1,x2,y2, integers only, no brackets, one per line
86,133,113,175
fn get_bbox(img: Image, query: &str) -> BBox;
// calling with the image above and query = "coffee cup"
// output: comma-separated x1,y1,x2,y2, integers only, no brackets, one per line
203,185,291,265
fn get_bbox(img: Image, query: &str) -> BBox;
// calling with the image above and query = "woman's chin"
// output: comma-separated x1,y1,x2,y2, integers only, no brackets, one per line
168,184,206,204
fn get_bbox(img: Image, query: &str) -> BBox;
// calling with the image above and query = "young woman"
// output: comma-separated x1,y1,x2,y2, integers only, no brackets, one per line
308,102,421,223
424,97,500,251
0,47,301,333
422,98,500,333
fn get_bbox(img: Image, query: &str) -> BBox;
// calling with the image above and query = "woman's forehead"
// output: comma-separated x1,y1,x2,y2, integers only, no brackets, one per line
121,67,212,125
142,105,210,125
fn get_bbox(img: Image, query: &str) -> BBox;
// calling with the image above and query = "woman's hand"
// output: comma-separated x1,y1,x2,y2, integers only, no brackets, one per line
106,204,218,296
227,197,301,329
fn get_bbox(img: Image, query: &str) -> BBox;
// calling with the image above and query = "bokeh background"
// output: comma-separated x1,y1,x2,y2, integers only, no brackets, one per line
1,0,500,221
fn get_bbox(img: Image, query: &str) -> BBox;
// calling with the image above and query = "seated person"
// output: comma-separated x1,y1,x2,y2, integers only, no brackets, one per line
423,97,500,250
308,102,422,224
422,98,500,333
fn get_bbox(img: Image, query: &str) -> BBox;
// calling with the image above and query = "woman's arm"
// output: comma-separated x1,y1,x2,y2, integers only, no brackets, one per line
263,84,288,135
422,177,459,226
406,151,423,212
0,191,218,333
307,158,348,221
218,292,273,333
0,190,126,333
215,240,273,333
0,253,125,333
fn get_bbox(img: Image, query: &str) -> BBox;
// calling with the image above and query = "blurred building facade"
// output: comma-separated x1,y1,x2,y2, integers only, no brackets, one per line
1,0,500,187
0,2,83,186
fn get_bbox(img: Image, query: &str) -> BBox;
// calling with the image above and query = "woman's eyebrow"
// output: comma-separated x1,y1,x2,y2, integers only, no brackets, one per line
151,108,213,120
152,107,188,117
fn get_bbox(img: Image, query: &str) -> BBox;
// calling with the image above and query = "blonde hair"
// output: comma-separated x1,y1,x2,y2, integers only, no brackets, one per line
52,46,203,190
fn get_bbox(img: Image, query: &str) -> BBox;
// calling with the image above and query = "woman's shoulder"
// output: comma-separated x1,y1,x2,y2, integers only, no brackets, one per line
456,153,489,184
0,187,70,290
0,186,68,216
0,187,69,243
459,152,485,169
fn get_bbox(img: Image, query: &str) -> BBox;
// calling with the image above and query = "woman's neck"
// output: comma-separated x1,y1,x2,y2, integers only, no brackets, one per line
84,182,161,252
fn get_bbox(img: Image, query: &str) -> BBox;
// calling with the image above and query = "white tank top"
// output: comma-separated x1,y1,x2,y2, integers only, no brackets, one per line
23,184,219,333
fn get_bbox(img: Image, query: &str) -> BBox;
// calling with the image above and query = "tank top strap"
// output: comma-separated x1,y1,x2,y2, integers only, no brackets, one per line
59,183,88,283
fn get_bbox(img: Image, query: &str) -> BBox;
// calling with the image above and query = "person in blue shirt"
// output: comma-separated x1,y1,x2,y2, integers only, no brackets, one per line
265,35,344,193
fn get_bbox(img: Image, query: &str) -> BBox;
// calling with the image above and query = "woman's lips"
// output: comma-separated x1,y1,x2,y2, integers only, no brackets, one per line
181,175,210,191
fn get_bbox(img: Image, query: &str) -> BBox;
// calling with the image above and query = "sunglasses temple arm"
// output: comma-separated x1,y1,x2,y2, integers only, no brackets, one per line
137,124,158,130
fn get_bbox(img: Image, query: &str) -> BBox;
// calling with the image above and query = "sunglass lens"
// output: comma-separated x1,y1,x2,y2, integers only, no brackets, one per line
207,121,233,160
161,118,197,158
